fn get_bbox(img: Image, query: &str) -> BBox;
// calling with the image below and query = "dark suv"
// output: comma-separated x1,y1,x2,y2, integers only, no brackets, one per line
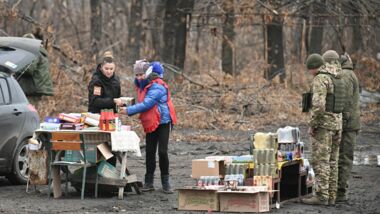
0,37,40,184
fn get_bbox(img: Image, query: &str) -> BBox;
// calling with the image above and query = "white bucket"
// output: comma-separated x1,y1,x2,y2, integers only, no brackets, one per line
28,143,39,151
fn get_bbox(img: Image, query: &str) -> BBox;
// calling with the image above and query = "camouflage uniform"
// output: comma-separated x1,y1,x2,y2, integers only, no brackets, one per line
309,61,342,203
337,57,361,200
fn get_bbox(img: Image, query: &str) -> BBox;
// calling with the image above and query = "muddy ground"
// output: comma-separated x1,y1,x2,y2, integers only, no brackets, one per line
0,122,379,214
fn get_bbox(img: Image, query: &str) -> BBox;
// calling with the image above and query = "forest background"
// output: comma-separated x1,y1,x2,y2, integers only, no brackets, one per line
1,0,379,140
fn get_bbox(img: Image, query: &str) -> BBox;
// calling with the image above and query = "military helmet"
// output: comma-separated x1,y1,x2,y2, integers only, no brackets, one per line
306,53,324,69
322,50,339,63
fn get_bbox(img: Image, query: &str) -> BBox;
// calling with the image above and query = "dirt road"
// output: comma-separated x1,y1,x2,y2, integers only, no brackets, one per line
0,123,379,213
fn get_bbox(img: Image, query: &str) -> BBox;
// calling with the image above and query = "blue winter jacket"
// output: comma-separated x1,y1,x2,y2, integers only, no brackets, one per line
127,77,172,124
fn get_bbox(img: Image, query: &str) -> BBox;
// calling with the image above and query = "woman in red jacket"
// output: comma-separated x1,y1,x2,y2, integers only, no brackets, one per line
118,60,177,194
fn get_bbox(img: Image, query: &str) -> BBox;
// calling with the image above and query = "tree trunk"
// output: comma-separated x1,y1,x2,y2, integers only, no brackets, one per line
90,0,102,59
307,3,325,55
127,0,143,64
348,2,363,53
221,0,235,76
351,18,363,53
162,0,194,70
174,0,194,70
291,18,303,62
266,16,285,82
145,0,166,60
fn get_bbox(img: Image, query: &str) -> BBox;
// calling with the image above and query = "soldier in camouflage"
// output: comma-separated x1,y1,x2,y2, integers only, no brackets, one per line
334,53,361,202
302,53,343,206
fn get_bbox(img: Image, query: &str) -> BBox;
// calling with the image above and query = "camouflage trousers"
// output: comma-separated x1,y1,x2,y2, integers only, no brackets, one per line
310,127,341,202
337,130,358,198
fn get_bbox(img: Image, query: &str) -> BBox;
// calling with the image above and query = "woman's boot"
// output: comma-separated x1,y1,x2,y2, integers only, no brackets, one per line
141,174,154,192
161,174,173,194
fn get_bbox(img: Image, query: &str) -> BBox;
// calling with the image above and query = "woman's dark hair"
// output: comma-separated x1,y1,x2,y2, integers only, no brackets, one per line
102,57,114,64
101,51,115,65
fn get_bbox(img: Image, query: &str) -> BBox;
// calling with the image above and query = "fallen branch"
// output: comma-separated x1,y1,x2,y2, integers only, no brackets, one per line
191,104,220,130
163,63,219,92
52,44,80,65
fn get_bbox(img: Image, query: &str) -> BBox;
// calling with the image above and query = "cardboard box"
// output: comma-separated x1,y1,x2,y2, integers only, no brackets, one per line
97,160,120,179
58,113,81,123
219,191,270,213
253,176,273,191
63,142,113,163
63,144,97,163
191,159,225,178
178,188,219,211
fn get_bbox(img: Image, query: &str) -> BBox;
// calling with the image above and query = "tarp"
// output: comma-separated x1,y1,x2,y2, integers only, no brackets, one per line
16,47,54,96
0,37,54,96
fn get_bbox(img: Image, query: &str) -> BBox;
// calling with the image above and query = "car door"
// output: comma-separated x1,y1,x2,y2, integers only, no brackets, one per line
0,76,26,168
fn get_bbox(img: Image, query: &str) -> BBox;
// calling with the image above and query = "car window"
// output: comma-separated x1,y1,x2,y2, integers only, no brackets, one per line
10,77,28,103
0,78,10,105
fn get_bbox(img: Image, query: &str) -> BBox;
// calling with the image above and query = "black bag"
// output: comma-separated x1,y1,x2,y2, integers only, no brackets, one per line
302,92,313,112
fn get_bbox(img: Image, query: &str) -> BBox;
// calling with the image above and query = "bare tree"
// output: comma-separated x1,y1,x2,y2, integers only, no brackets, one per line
127,0,143,64
90,0,102,59
307,1,325,55
162,0,194,69
221,0,235,75
266,14,285,82
143,0,166,60
348,1,363,53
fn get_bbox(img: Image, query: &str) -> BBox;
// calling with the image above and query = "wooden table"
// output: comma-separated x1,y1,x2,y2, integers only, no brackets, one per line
34,129,141,200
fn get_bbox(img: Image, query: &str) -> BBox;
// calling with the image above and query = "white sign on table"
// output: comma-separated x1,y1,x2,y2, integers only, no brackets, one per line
110,131,141,156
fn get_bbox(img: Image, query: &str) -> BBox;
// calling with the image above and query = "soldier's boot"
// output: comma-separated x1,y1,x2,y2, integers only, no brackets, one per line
329,199,335,206
335,194,347,203
301,196,329,205
161,174,173,194
329,195,336,205
336,189,347,203
141,174,155,192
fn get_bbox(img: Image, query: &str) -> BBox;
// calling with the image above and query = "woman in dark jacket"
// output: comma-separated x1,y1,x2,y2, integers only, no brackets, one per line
88,51,122,113
119,60,177,194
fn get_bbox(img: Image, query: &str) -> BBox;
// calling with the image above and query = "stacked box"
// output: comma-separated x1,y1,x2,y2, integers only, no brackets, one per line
178,188,220,211
277,126,304,161
252,132,279,178
97,160,120,179
63,144,97,163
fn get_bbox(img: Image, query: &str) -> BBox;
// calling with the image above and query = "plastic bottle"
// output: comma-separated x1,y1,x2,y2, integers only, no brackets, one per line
103,109,109,131
224,164,231,182
99,110,105,130
199,176,205,187
232,164,238,182
237,165,245,186
109,110,115,131
115,113,121,131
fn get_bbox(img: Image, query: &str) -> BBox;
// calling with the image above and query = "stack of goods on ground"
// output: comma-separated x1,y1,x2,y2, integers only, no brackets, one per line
178,126,315,213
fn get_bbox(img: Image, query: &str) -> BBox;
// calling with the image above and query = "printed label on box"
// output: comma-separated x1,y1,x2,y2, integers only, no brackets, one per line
208,161,215,168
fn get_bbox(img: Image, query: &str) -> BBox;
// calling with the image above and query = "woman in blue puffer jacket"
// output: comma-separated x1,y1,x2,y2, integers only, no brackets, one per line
118,60,177,194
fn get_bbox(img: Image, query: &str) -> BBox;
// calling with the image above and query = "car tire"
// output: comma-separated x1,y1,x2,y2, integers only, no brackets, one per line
6,139,29,185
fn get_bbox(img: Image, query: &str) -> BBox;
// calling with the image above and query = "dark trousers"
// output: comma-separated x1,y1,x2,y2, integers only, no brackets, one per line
337,130,358,196
145,123,171,177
